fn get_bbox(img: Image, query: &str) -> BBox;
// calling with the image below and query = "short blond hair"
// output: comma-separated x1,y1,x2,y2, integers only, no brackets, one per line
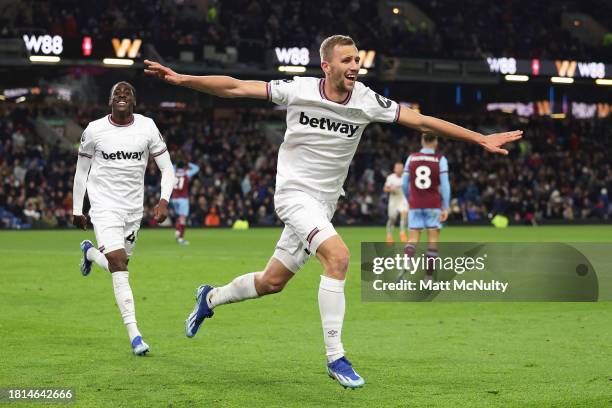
319,35,356,62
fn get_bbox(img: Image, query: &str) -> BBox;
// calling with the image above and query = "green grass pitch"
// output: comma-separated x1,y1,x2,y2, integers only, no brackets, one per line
1,226,611,407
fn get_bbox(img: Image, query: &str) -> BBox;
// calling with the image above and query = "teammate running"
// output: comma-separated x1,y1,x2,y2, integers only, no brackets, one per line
144,34,521,388
403,134,450,281
384,162,409,243
72,82,175,355
171,161,200,245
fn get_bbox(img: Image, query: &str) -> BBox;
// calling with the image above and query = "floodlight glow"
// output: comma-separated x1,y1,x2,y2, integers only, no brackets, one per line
551,77,574,84
505,75,529,82
278,65,307,73
29,55,60,63
103,58,134,66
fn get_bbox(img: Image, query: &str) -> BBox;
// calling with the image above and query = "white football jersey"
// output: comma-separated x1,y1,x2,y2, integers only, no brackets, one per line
385,173,407,205
78,114,167,213
268,77,400,200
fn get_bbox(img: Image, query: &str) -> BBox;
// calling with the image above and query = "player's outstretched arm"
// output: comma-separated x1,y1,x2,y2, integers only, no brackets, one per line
72,153,92,230
144,60,268,99
396,106,522,155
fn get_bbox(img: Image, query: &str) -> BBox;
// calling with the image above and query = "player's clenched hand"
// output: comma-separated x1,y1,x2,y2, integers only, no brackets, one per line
154,199,169,223
439,209,449,222
72,215,88,230
144,60,183,85
479,130,523,155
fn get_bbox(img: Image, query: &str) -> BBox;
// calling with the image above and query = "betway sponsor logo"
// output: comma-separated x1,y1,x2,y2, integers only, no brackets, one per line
298,112,359,137
101,150,144,160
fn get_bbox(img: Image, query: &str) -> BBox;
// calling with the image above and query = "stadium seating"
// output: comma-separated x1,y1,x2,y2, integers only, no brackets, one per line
1,104,609,229
3,0,610,62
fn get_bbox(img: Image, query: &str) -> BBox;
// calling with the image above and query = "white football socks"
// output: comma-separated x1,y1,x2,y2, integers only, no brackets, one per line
318,275,346,363
111,271,141,341
86,247,109,272
207,272,259,309
400,212,407,233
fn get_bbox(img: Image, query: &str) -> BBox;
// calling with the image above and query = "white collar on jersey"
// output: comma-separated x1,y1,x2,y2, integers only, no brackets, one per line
318,79,352,105
107,114,135,127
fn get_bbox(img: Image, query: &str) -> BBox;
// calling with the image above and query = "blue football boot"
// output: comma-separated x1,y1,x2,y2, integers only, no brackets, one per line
79,240,94,276
185,285,215,338
327,357,365,389
131,336,150,356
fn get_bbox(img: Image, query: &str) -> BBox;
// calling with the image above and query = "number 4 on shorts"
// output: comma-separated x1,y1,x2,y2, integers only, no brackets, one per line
126,231,137,244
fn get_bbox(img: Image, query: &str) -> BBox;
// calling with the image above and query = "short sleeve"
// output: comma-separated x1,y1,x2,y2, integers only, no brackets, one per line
78,127,94,158
362,86,400,124
268,78,298,106
148,120,168,157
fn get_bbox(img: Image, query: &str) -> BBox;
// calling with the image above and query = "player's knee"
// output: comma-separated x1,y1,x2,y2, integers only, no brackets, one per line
335,253,350,274
108,261,128,272
325,247,350,278
106,254,128,272
263,280,286,295
258,273,287,295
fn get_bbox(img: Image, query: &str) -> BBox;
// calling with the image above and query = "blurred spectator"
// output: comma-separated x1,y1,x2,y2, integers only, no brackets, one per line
205,207,221,227
0,103,610,230
23,198,41,224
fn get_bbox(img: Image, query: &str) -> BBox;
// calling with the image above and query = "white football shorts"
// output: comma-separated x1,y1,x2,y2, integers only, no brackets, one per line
89,209,143,257
387,197,408,218
272,189,338,273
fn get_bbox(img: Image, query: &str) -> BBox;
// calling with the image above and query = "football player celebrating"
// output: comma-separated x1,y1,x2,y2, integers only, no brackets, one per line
72,82,175,355
171,160,200,245
145,35,521,388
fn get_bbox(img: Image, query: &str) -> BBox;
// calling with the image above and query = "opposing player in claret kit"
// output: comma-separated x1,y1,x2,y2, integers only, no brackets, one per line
402,134,450,281
384,162,409,243
171,160,200,245
144,35,521,388
72,82,175,356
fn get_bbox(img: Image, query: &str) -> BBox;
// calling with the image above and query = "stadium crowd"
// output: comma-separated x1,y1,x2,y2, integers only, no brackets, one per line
407,0,611,60
0,105,73,229
3,0,610,61
0,103,610,230
363,113,611,225
222,0,611,60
